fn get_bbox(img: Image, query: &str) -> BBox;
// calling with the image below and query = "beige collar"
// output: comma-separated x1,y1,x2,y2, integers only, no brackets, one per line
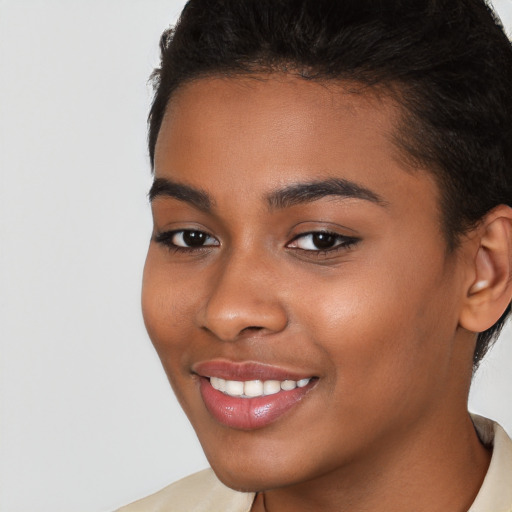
117,415,512,512
468,414,512,512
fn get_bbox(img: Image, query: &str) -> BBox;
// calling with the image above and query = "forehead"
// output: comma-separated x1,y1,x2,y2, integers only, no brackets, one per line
156,74,404,173
154,74,440,224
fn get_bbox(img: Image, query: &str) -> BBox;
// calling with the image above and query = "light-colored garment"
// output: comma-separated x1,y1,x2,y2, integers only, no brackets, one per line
468,415,512,512
117,415,512,512
116,469,254,512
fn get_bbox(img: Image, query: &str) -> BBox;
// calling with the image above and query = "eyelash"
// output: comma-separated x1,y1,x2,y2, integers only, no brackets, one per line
154,229,359,256
154,230,219,253
287,231,359,257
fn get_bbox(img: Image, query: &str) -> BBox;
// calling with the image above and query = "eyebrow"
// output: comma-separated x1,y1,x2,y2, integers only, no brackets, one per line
266,178,387,209
148,176,387,212
149,178,213,212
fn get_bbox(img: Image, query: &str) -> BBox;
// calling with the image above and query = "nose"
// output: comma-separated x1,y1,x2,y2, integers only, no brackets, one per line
198,253,288,342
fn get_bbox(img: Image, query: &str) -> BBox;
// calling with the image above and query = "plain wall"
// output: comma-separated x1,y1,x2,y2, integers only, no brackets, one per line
0,1,511,511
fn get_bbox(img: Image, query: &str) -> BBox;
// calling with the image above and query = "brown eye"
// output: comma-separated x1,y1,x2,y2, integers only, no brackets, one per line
154,230,219,249
180,231,210,247
288,232,353,251
310,233,336,249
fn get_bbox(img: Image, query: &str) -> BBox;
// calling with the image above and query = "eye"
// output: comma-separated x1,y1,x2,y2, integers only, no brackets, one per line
154,229,219,250
172,230,218,248
287,231,358,252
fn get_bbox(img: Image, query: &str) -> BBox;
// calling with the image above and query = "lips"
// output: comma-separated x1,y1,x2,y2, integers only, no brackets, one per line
193,360,317,430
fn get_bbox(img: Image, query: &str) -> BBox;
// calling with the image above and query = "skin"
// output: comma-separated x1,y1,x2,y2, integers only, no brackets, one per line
142,75,493,511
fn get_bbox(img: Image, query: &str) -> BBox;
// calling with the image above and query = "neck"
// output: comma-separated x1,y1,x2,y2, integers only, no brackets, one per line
252,412,491,512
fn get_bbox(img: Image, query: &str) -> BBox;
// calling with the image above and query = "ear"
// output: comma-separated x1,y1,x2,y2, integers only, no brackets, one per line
459,205,512,333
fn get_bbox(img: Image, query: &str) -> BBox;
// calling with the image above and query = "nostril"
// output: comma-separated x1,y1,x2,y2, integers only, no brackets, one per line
241,326,264,334
200,297,288,341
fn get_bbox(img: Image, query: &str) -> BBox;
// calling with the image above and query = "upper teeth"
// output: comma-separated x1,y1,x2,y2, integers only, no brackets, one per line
209,377,311,397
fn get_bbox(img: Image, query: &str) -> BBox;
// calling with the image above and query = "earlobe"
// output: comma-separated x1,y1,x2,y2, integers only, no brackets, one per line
460,206,512,333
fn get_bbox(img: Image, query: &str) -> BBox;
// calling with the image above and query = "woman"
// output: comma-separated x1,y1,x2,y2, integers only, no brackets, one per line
119,0,512,510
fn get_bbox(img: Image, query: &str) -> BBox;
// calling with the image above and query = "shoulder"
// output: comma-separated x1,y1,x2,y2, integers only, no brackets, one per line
469,415,512,512
116,468,255,512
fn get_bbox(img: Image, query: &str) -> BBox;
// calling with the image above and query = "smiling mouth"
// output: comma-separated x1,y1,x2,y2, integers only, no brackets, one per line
208,376,313,398
198,375,318,430
193,360,319,429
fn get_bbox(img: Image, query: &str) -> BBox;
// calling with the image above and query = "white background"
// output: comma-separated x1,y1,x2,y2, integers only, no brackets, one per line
1,1,511,511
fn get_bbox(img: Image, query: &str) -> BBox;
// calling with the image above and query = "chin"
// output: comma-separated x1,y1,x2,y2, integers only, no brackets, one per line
203,440,325,493
211,465,291,493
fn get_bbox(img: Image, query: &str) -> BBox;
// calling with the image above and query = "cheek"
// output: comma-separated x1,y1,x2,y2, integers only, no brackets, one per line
141,250,193,358
141,253,200,411
292,256,456,413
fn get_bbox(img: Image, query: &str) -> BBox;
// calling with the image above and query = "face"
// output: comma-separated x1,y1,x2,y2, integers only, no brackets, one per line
142,75,471,491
